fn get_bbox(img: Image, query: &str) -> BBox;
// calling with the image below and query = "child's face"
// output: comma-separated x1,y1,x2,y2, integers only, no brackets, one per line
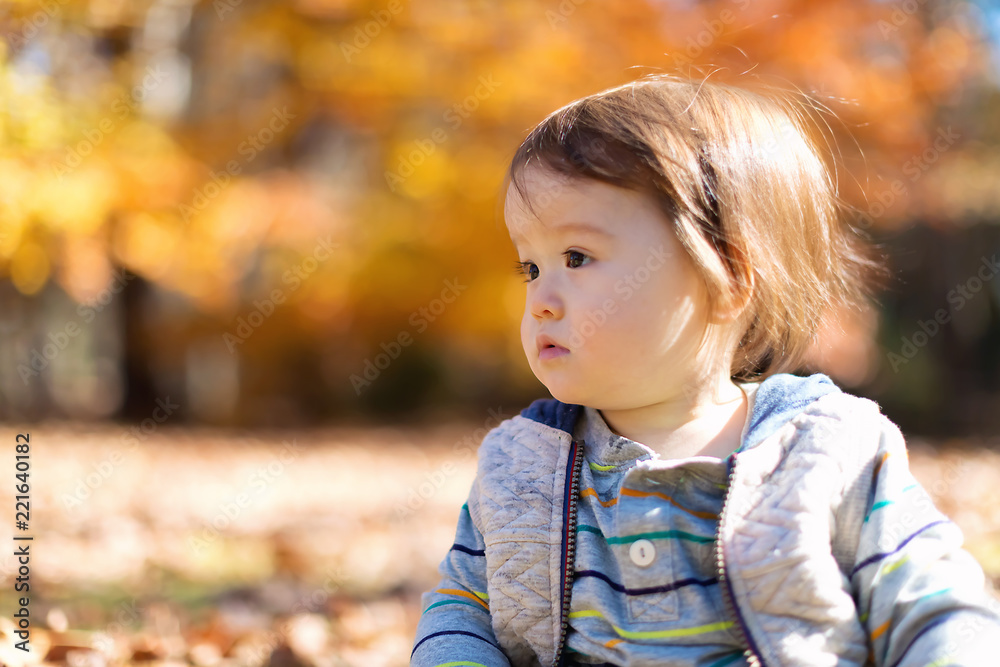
505,166,720,411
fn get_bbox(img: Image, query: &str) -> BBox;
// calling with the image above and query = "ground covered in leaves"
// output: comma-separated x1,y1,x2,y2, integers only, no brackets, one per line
1,422,999,667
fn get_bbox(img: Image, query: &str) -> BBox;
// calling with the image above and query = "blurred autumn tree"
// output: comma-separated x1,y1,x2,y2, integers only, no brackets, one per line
0,0,998,429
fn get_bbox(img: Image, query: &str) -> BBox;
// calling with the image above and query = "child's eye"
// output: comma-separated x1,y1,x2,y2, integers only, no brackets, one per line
563,250,590,269
514,261,539,282
513,253,588,283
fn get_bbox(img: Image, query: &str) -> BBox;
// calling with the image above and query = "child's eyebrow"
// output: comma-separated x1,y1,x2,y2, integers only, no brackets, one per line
509,221,613,245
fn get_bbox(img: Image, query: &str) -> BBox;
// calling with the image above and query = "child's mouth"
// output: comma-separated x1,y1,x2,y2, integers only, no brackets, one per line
538,344,569,361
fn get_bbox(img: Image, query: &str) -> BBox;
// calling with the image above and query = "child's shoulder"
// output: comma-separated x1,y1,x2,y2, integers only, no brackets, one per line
740,373,904,471
469,399,580,530
771,383,908,474
797,386,897,438
798,386,886,426
469,399,582,493
477,398,580,458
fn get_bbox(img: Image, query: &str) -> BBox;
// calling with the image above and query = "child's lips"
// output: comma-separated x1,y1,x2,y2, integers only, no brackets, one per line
536,335,569,360
538,345,570,361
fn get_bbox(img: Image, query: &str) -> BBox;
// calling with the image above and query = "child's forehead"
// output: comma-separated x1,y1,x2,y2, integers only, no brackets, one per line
504,169,659,242
505,167,574,212
505,216,615,248
504,188,598,245
505,170,616,226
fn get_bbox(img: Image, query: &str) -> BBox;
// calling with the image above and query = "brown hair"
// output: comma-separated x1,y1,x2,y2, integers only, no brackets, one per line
500,72,886,382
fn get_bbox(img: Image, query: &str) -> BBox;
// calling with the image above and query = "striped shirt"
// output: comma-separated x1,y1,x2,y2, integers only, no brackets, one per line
564,391,758,667
414,373,1000,666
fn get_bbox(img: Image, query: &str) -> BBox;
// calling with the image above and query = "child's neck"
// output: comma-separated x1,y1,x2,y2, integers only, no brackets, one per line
598,380,748,461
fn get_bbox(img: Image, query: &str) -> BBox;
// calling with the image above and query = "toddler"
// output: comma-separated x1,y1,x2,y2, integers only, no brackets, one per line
410,74,1000,666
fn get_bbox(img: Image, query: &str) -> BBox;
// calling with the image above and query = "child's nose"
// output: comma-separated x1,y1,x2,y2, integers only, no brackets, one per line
529,283,563,320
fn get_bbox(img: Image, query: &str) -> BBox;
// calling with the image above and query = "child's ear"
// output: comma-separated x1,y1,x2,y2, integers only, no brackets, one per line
709,271,754,325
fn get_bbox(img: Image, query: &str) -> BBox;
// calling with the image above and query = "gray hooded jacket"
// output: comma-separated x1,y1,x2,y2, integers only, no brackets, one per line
412,373,1000,666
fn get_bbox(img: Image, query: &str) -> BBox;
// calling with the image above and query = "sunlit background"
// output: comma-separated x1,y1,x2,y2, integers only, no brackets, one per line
1,0,999,665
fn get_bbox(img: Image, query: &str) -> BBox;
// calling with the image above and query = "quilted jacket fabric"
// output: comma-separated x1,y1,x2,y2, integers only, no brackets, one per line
411,373,1000,666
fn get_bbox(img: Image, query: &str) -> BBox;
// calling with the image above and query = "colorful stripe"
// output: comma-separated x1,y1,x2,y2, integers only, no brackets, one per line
864,484,919,523
851,520,950,578
620,488,719,519
873,452,890,480
575,569,717,596
866,499,894,518
423,600,489,614
868,585,953,645
435,588,489,610
450,543,485,557
589,461,618,471
919,588,952,602
578,486,718,519
882,554,911,576
870,617,891,642
577,523,714,546
888,615,951,667
707,652,747,667
580,487,619,507
569,609,733,639
606,529,715,545
866,584,956,648
411,630,499,657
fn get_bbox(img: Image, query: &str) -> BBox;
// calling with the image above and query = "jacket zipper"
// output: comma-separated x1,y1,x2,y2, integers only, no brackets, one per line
553,439,584,667
716,453,765,667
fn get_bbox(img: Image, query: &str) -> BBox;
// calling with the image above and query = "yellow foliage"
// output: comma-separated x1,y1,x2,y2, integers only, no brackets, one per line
113,211,180,281
10,239,49,295
0,0,991,363
35,163,116,234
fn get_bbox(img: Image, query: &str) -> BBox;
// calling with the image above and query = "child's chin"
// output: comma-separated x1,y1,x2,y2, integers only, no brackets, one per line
541,382,587,406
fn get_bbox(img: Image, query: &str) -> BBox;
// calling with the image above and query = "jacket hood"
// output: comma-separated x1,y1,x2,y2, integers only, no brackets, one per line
519,372,842,454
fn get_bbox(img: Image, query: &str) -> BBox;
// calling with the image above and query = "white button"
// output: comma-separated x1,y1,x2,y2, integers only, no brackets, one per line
629,539,655,567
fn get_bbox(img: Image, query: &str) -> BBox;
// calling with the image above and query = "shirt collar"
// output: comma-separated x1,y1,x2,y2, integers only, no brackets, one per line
574,382,760,468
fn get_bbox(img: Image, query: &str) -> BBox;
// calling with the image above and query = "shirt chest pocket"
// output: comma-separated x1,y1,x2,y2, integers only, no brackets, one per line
617,537,681,623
